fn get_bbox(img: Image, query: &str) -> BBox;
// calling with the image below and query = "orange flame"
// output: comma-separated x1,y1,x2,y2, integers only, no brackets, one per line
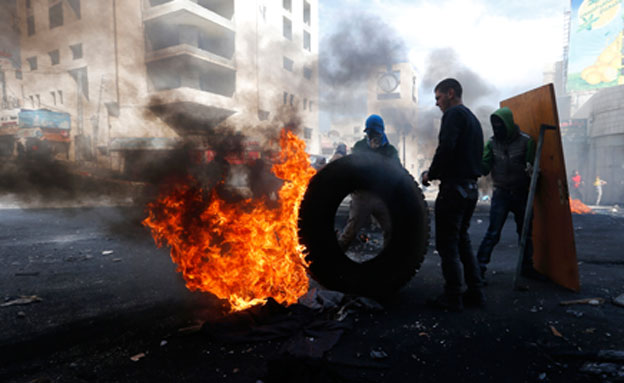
569,198,593,214
143,129,316,311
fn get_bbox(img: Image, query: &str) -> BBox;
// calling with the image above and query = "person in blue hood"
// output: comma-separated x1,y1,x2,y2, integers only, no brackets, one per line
337,114,400,251
351,114,400,161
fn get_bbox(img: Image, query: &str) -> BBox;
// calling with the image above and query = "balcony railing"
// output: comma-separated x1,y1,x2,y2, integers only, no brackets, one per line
146,0,234,20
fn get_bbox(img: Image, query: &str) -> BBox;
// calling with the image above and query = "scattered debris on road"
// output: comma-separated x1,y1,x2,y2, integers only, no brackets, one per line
370,349,388,360
559,297,605,306
613,294,624,308
550,325,563,338
130,352,146,362
1,295,42,307
580,362,624,379
102,250,114,256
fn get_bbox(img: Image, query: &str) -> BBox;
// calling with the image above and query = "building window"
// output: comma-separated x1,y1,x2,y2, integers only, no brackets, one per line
36,94,40,107
27,15,35,36
259,5,266,21
58,90,63,104
29,95,34,108
289,94,294,106
309,101,313,111
303,66,312,80
16,70,22,80
304,127,312,139
51,91,56,106
49,2,64,29
304,1,311,26
26,0,31,8
258,109,269,121
49,50,60,65
70,43,83,60
283,91,288,105
67,0,81,19
283,17,292,40
303,31,311,52
27,56,37,70
283,0,291,11
283,56,294,72
303,98,308,110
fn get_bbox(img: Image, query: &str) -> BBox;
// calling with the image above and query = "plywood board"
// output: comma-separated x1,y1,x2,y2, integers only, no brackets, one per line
501,84,580,291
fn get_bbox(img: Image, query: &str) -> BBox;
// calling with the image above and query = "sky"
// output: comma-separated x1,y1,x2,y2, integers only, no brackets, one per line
319,0,568,113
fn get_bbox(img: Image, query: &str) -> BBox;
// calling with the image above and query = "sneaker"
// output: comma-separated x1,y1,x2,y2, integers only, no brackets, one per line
463,289,486,308
426,294,463,312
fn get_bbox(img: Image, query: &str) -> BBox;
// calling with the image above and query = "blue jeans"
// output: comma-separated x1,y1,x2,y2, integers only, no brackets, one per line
435,182,483,295
477,188,533,272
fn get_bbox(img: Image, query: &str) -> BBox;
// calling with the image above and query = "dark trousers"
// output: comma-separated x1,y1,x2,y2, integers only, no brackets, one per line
477,188,533,271
435,182,483,295
571,186,583,201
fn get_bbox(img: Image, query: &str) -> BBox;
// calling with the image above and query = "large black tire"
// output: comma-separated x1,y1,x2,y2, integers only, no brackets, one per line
298,152,429,299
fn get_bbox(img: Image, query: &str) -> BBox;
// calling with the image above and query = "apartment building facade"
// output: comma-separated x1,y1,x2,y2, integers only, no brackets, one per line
367,62,421,175
15,0,319,172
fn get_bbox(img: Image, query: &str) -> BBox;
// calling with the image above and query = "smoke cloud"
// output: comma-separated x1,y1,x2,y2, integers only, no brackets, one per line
421,48,498,109
319,12,408,117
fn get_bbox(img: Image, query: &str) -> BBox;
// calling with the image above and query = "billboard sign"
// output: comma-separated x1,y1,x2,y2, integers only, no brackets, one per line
567,0,624,92
18,109,71,130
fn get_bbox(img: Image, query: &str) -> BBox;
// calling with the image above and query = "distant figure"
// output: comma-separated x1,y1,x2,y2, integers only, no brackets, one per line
330,143,347,162
594,176,607,205
571,170,583,201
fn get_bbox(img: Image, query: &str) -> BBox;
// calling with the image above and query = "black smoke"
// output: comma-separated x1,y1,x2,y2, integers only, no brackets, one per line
319,13,408,117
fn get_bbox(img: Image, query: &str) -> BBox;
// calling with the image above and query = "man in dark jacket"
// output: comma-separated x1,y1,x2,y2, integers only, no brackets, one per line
477,107,542,280
337,114,400,251
421,78,485,312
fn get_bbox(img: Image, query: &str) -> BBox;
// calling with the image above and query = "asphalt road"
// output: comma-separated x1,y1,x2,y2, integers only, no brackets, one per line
1,203,623,383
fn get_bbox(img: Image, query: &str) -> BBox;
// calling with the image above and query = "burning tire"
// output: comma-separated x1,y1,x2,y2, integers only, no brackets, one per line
298,153,429,298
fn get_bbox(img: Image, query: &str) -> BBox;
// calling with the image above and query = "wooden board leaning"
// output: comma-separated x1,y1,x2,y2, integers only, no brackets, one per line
501,84,580,292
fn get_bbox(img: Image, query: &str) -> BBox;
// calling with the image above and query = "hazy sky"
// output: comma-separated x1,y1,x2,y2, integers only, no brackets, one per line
319,0,568,108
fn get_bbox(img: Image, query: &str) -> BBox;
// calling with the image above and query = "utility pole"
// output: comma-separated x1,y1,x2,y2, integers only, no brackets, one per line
402,131,406,167
76,69,84,162
0,68,6,110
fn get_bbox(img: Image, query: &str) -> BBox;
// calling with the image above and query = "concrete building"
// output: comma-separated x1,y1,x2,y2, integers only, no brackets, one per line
0,0,21,112
326,116,364,154
13,0,319,173
320,62,423,175
557,1,624,204
570,85,624,205
367,62,420,175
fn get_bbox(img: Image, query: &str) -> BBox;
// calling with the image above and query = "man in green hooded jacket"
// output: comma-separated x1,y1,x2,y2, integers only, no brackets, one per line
477,107,543,281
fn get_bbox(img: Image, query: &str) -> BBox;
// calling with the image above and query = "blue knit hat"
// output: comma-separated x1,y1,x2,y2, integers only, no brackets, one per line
364,114,389,147
365,114,385,133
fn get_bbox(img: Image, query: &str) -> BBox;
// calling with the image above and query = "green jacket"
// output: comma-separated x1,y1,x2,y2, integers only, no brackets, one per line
482,107,536,190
